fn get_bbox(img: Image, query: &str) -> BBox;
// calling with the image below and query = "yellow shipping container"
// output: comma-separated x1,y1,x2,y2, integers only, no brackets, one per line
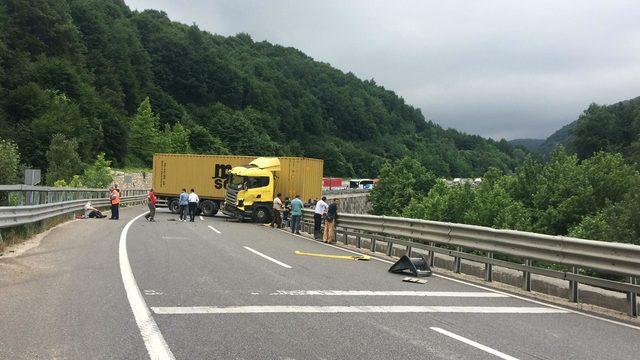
152,154,323,216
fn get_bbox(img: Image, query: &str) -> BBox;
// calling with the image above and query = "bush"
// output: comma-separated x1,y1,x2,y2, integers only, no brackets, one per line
0,139,20,184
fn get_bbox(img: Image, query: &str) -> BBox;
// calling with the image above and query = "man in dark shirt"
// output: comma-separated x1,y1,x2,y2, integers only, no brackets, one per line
323,199,340,243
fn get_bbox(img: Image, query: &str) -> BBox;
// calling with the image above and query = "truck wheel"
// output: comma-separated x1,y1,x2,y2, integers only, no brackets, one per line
252,206,272,224
169,199,180,214
200,200,219,216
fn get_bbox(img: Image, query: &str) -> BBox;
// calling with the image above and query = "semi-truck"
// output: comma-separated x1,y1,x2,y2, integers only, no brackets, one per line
222,157,323,223
152,154,258,216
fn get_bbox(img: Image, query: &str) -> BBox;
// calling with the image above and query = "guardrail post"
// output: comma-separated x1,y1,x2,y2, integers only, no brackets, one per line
428,242,435,266
628,276,637,317
453,246,462,273
406,245,412,257
355,230,361,248
569,266,579,303
484,252,493,282
522,259,532,291
386,238,393,256
370,236,376,252
343,228,348,245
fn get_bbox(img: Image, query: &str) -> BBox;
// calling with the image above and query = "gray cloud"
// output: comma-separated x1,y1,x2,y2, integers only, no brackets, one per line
125,0,640,140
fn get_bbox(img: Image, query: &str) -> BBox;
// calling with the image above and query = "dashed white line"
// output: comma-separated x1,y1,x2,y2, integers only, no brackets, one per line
270,290,507,297
119,212,175,360
430,327,520,360
243,246,292,268
151,305,568,315
207,225,221,234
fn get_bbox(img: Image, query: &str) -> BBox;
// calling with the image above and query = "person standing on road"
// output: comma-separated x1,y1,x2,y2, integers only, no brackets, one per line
188,188,199,222
283,197,291,227
323,198,340,243
179,188,189,222
290,194,304,235
145,188,157,222
272,193,284,228
313,196,328,239
109,187,120,220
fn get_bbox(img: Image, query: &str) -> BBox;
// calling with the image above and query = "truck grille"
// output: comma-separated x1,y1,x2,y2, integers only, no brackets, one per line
225,187,238,206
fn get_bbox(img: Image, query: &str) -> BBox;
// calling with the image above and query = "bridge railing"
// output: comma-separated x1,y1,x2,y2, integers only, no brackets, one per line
0,185,147,229
302,209,639,317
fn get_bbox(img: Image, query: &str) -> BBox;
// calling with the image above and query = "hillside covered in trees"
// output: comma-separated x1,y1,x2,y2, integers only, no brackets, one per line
0,0,525,185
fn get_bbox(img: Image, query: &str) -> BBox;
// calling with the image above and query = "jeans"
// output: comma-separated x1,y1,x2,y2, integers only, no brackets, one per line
313,213,323,238
189,202,197,222
179,204,188,220
110,204,119,219
272,210,282,228
291,215,301,233
145,203,156,220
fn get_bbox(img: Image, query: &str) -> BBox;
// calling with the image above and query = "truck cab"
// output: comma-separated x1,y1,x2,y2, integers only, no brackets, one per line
223,157,280,223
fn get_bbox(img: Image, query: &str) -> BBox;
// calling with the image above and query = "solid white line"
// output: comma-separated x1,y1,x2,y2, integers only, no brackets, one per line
270,290,507,297
207,225,221,234
430,327,519,360
282,230,640,331
120,212,175,359
151,306,568,315
199,215,204,220
243,246,292,268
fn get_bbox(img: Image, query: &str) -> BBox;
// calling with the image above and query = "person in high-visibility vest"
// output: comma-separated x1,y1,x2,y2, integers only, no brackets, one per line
109,187,120,220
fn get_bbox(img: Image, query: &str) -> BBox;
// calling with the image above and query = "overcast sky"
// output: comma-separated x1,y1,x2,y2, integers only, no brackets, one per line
126,0,640,140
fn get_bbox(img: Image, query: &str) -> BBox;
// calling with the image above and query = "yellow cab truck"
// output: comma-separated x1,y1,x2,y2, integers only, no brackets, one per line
152,154,257,216
222,157,323,223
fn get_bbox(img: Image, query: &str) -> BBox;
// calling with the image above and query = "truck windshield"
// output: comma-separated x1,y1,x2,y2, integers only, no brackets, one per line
228,175,245,190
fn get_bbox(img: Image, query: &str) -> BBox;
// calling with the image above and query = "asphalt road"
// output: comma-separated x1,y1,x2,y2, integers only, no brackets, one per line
0,205,639,359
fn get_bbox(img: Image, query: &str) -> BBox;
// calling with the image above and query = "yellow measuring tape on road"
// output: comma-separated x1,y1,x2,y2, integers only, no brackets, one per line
294,250,370,261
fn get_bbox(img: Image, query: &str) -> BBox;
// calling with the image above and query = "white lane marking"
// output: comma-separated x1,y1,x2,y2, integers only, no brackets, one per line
199,216,204,220
152,306,568,315
283,230,640,331
207,225,221,234
243,246,292,269
269,290,507,297
162,236,188,240
120,212,175,360
430,327,519,360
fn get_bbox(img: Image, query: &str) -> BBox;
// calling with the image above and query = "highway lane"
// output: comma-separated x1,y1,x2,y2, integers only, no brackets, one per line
0,205,639,359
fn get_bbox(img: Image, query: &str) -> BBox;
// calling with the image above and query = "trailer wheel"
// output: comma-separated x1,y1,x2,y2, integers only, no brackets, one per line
252,206,272,224
200,200,219,216
169,199,180,214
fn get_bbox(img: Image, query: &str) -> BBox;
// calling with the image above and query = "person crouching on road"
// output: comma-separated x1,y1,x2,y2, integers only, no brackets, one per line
313,196,328,239
290,194,304,235
109,187,120,220
179,188,189,222
323,198,339,243
188,188,199,222
145,188,157,222
272,193,284,228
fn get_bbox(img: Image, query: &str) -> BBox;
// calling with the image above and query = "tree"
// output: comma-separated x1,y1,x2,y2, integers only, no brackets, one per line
82,153,113,188
127,97,161,166
0,139,20,184
369,157,437,216
46,134,83,185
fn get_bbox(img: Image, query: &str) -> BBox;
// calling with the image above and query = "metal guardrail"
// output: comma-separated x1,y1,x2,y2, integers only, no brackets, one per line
302,209,640,317
0,186,147,229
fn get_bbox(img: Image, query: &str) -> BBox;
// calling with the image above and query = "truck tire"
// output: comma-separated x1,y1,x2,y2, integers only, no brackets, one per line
169,199,180,214
200,200,219,216
252,206,272,224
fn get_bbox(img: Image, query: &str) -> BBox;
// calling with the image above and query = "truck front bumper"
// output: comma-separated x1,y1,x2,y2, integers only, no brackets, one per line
221,203,251,220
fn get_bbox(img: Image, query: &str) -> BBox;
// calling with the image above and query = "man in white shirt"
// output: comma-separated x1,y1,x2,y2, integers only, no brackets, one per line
188,188,199,222
313,196,328,239
271,193,284,228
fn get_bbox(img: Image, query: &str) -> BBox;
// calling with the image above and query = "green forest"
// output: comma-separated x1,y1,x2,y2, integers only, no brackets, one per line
0,0,526,186
371,96,640,244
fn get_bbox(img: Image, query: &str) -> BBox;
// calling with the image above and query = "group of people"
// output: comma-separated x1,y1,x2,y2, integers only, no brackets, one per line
271,194,340,243
144,187,200,222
